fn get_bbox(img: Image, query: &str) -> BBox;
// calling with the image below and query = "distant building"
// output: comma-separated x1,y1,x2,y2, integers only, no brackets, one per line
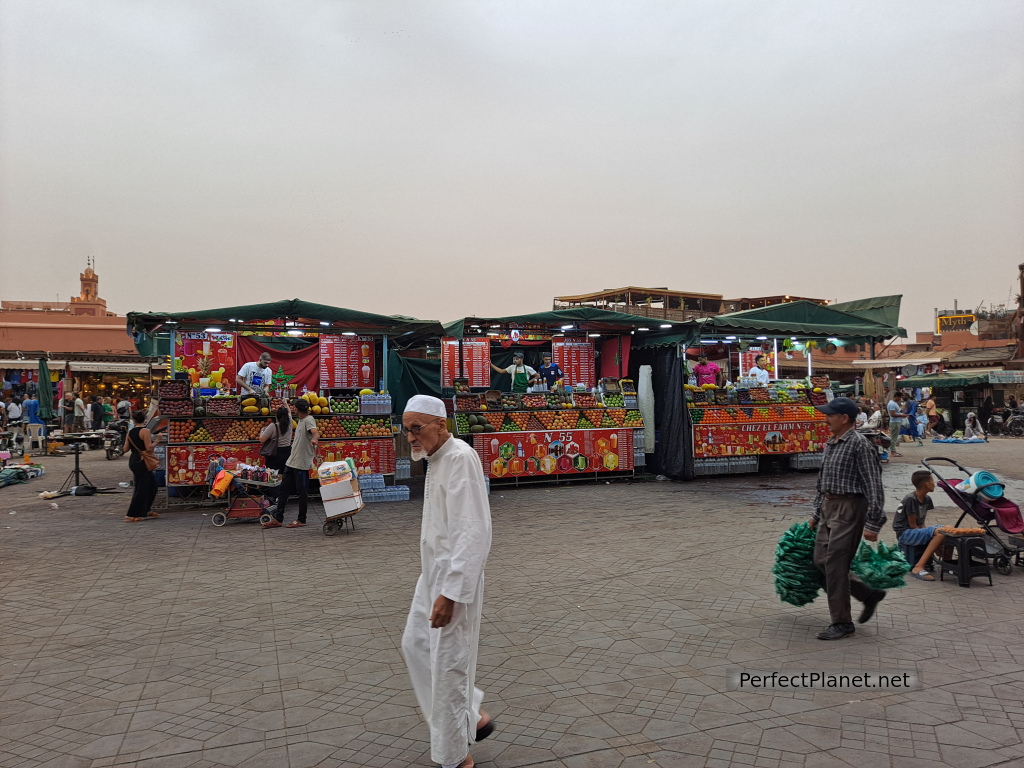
0,263,162,402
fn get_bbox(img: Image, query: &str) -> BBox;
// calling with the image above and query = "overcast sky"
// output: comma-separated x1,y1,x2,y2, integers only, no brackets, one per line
1,1,1022,338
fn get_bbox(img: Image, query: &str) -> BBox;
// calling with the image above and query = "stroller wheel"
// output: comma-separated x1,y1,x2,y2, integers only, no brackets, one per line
993,555,1012,576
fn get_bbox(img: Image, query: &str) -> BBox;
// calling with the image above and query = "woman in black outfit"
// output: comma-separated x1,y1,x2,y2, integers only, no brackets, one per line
123,410,159,522
258,406,293,517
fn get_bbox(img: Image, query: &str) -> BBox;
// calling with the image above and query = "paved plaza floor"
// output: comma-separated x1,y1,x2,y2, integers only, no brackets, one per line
3,441,1024,768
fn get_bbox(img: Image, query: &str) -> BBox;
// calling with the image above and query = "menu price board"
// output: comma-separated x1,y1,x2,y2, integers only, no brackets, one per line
167,443,260,485
442,337,491,388
552,336,596,388
320,335,376,389
692,420,830,458
173,332,237,391
472,428,633,479
311,438,397,478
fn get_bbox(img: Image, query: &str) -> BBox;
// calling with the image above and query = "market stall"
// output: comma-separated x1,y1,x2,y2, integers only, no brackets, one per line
420,308,688,484
635,299,907,478
896,369,1024,431
128,300,441,504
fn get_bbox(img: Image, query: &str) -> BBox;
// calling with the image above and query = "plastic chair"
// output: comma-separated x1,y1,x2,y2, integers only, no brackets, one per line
25,424,46,453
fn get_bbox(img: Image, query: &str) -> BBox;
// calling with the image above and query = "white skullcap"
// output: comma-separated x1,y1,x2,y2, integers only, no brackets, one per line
404,395,447,419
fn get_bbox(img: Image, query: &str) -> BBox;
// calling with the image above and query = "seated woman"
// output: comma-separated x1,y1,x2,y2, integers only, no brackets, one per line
963,412,987,441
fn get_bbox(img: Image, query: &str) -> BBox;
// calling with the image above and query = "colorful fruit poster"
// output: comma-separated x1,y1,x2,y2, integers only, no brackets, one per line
173,332,237,392
311,438,397,477
692,420,831,458
442,337,491,388
166,443,262,485
319,335,376,389
472,428,633,479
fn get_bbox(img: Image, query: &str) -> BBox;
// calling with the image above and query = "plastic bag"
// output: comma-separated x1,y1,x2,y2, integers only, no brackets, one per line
851,540,910,590
772,521,824,606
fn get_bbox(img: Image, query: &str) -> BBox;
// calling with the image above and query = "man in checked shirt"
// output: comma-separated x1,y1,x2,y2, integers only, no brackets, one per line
809,397,887,640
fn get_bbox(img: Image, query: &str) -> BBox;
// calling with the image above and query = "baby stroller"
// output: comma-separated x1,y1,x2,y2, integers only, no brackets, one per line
922,457,1024,575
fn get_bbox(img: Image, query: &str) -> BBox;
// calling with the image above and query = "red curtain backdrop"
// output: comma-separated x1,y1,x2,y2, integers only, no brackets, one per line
600,336,630,379
236,336,321,394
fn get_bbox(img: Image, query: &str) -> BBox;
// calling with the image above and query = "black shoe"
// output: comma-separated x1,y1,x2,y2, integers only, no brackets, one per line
858,591,886,624
476,718,495,742
817,623,855,640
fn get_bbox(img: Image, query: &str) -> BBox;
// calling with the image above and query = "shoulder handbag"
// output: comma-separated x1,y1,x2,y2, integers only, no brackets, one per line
260,424,279,458
129,433,160,471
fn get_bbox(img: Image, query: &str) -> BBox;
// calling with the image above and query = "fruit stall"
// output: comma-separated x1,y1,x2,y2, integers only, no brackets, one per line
632,298,908,479
127,300,443,505
431,308,691,484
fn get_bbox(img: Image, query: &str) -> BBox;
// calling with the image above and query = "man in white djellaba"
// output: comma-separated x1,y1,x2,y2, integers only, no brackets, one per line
401,395,495,768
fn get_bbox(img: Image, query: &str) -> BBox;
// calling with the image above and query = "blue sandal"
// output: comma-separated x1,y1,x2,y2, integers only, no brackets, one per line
912,570,935,581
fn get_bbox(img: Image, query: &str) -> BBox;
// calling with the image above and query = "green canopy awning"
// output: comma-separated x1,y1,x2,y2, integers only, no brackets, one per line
443,307,689,338
127,299,443,346
634,298,905,350
829,295,903,329
700,300,906,338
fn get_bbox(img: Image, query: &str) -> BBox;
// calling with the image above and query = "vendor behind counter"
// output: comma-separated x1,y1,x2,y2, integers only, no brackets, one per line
490,350,538,393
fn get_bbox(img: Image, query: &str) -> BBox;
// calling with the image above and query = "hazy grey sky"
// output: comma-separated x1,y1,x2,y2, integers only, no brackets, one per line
2,1,1022,338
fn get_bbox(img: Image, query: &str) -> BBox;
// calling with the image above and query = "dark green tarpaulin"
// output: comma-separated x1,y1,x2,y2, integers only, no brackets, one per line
829,295,903,329
128,299,442,338
443,307,688,338
387,352,442,414
897,371,994,389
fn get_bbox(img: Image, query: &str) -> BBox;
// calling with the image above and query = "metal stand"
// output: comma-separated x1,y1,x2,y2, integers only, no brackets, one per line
59,444,95,493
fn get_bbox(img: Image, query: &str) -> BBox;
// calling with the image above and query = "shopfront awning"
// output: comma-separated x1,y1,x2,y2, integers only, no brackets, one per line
897,369,1004,389
69,361,151,374
0,359,67,369
829,295,903,329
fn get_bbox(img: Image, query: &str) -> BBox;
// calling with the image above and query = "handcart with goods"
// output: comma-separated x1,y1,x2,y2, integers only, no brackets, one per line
921,457,1024,575
207,460,280,527
318,459,364,536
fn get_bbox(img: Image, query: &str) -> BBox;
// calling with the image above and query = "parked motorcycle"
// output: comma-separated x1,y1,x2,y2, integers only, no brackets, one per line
103,419,130,460
1001,408,1024,438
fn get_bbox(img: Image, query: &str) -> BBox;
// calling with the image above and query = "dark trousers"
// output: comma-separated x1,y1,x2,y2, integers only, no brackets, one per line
275,465,308,523
127,460,157,518
813,494,875,625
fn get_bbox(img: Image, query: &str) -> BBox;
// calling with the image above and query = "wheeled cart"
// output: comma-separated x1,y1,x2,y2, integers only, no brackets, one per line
210,476,280,527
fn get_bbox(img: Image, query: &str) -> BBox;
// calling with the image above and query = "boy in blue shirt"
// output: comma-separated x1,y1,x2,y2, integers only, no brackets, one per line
892,470,945,581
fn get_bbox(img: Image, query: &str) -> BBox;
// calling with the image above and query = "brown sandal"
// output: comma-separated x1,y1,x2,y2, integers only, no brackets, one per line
125,517,143,523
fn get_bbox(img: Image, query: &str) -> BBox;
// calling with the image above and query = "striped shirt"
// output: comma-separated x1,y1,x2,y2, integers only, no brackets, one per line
813,428,886,533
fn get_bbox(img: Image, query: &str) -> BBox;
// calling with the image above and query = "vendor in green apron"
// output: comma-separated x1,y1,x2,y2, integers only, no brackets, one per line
491,351,539,393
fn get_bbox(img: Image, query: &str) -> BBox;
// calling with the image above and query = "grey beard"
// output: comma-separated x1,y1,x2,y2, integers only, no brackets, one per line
411,447,428,462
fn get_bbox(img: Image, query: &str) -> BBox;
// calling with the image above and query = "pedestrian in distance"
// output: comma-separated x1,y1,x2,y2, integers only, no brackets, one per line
809,397,887,641
72,392,86,432
886,391,906,457
262,399,318,529
124,410,159,522
400,395,494,768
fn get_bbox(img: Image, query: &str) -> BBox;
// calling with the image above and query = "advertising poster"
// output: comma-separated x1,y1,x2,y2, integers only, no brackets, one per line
473,428,633,479
319,335,376,389
442,337,491,387
692,421,831,458
311,438,397,477
173,332,237,391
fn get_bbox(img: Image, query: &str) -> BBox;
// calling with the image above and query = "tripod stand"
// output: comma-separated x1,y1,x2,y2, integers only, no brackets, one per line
59,443,95,493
